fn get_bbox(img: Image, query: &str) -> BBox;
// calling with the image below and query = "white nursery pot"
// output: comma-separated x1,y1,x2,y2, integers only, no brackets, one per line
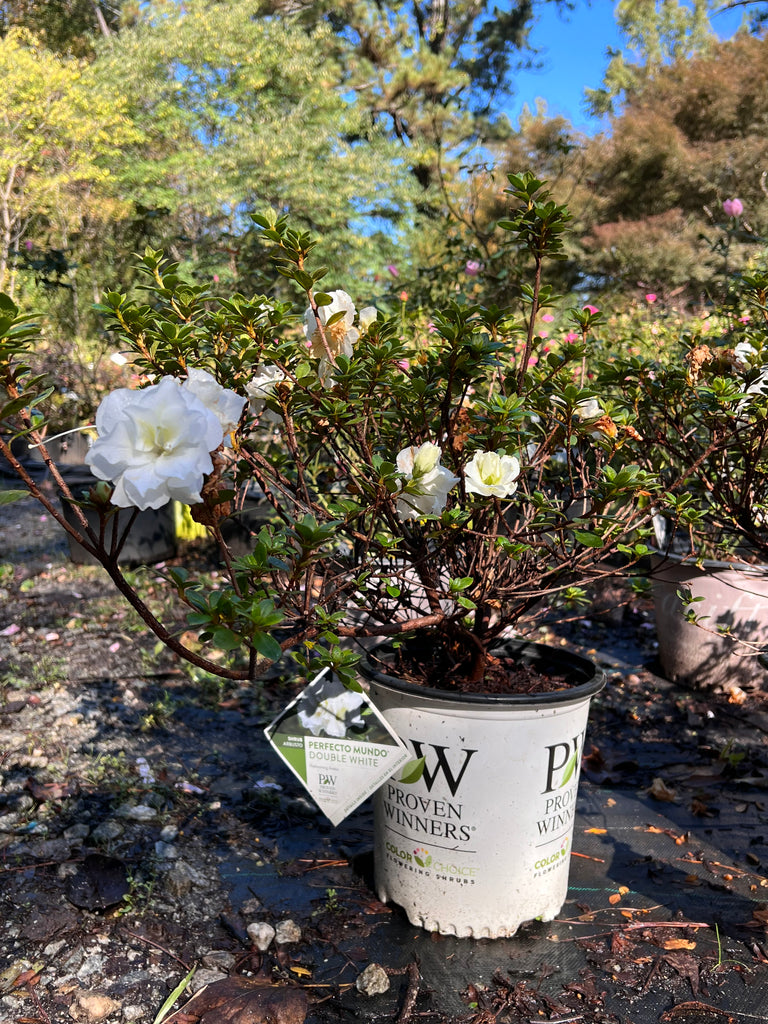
362,639,605,939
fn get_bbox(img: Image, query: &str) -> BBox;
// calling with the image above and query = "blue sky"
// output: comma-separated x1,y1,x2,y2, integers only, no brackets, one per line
508,2,749,134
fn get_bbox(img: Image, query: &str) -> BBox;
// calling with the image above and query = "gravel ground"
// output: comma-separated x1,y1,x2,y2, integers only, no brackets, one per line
1,493,388,1024
3,488,768,1024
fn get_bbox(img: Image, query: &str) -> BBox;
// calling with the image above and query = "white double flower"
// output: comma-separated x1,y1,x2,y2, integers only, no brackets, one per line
85,370,246,510
303,289,376,378
464,450,521,498
395,441,460,522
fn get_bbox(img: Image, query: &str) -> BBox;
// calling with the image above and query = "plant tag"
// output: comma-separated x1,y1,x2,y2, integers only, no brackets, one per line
264,668,411,826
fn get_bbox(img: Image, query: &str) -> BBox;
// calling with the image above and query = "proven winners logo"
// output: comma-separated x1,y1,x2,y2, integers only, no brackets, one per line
532,729,587,878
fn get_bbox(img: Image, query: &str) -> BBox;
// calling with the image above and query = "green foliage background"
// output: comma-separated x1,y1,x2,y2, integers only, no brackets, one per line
3,0,768,427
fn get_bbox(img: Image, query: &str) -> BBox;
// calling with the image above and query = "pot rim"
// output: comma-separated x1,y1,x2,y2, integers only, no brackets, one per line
359,637,606,707
650,549,768,576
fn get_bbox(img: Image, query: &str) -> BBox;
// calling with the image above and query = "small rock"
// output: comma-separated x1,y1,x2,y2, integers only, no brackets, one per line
164,860,206,897
64,823,90,841
201,950,236,971
91,820,123,842
115,803,156,821
121,1005,145,1021
274,919,302,945
241,896,261,915
285,796,317,817
189,967,228,993
154,840,179,859
68,990,119,1021
246,921,275,951
356,963,390,996
159,824,178,842
76,953,106,983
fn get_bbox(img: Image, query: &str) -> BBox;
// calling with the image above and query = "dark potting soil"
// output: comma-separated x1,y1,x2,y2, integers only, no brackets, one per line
379,635,570,695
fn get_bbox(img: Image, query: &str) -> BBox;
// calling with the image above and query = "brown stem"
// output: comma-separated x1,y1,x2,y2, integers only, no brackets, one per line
336,612,445,638
517,254,542,394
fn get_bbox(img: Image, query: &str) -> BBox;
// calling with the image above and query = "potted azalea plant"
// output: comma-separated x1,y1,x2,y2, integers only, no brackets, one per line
0,174,660,937
602,266,768,692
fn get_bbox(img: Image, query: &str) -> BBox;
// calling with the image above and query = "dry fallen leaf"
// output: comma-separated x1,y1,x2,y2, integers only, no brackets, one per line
646,777,677,802
162,977,309,1024
663,939,697,950
724,683,748,705
585,827,607,835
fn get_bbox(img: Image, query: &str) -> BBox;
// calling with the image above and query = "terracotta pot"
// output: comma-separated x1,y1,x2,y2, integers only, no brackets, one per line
651,552,768,689
359,639,605,938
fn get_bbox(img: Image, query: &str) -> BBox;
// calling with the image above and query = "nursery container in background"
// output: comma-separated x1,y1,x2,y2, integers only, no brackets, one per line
58,466,177,567
651,552,768,690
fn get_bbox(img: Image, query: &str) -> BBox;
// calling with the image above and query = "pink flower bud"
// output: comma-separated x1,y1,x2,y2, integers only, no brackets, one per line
723,198,744,218
583,304,599,315
645,293,657,303
541,313,555,322
399,291,409,302
387,264,399,277
465,260,481,277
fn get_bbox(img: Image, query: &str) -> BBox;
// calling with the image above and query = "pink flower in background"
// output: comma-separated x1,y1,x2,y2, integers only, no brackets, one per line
541,314,555,322
739,314,751,323
539,329,548,339
24,239,33,251
427,322,437,334
399,291,409,302
583,304,599,315
387,264,399,277
465,260,481,276
723,198,744,218
398,359,410,371
565,331,579,343
645,293,657,303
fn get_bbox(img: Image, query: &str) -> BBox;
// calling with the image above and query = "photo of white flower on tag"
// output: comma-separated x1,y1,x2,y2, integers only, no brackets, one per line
265,669,411,826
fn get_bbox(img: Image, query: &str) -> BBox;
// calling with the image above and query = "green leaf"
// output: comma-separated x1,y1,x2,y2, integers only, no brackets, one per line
0,293,18,317
0,489,28,505
211,627,242,651
573,530,604,547
560,751,578,787
252,632,284,663
449,576,473,592
398,757,426,784
152,966,196,1024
